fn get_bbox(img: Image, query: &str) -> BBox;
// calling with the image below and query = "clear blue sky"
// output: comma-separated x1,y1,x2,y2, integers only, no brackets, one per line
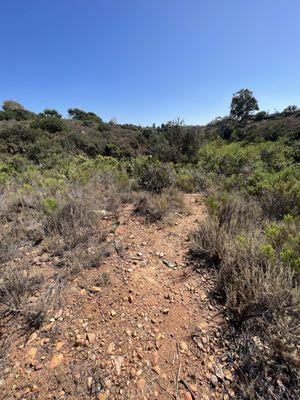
1,0,299,126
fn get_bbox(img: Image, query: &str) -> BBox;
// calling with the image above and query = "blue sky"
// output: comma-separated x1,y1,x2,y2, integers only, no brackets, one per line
0,0,299,126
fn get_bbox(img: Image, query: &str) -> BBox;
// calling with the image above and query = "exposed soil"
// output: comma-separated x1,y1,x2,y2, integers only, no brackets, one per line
1,194,235,399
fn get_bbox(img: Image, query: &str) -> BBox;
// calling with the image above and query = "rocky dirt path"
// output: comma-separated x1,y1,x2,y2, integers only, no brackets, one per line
2,194,234,400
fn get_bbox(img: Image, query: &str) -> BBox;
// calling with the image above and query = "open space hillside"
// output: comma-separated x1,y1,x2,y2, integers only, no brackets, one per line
0,93,299,400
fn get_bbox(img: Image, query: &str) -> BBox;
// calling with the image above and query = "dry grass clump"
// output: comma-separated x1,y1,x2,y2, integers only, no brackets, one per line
189,217,228,266
23,297,48,330
191,192,300,399
190,193,263,266
0,266,44,312
134,188,185,223
43,197,97,247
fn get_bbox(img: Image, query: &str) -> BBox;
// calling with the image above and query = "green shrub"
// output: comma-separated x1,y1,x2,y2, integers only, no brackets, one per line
31,116,65,133
136,160,175,193
68,108,103,125
41,109,62,119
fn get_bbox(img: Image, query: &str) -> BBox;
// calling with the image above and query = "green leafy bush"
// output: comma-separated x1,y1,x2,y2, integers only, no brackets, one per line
135,160,175,193
31,116,65,133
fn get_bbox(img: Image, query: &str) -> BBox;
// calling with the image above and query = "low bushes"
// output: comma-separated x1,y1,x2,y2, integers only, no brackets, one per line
190,192,300,399
135,159,175,193
134,188,184,223
31,115,65,133
0,266,44,312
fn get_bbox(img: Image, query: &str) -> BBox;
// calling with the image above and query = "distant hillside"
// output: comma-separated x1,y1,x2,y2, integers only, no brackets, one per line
0,101,299,167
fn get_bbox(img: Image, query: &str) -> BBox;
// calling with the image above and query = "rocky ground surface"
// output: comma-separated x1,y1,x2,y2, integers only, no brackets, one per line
0,194,235,399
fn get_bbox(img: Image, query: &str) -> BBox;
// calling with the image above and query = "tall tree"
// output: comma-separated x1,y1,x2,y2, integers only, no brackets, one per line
230,89,259,122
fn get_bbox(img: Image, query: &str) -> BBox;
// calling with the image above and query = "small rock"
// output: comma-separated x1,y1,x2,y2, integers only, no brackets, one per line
110,309,117,317
55,341,64,351
223,370,233,382
128,295,133,303
90,286,102,293
179,341,188,352
163,260,176,269
107,342,116,354
75,335,85,347
215,365,224,380
114,356,124,376
210,374,219,386
137,378,145,390
183,392,193,400
104,379,112,389
87,376,93,388
189,383,197,393
152,365,161,375
27,347,37,361
162,308,169,315
49,354,63,369
87,333,96,344
54,309,63,320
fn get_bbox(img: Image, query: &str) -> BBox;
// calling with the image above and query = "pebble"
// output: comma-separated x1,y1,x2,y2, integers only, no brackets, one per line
189,383,197,392
179,341,188,352
163,260,176,269
114,356,124,376
215,365,224,380
87,377,93,388
90,286,102,293
87,332,96,344
128,295,133,303
56,341,64,351
152,365,161,375
223,369,233,382
137,378,145,390
49,354,63,369
107,342,116,354
210,374,219,386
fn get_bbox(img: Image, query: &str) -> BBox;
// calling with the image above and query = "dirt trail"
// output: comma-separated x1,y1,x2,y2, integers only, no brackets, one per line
2,194,233,400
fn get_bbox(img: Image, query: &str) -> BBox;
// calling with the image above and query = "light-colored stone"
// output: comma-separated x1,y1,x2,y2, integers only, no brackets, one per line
179,341,188,352
107,342,116,354
49,354,63,369
87,332,96,344
87,376,93,388
183,392,193,400
90,286,102,293
114,356,124,376
224,369,233,382
152,365,161,375
210,374,218,386
55,341,64,351
137,378,145,390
